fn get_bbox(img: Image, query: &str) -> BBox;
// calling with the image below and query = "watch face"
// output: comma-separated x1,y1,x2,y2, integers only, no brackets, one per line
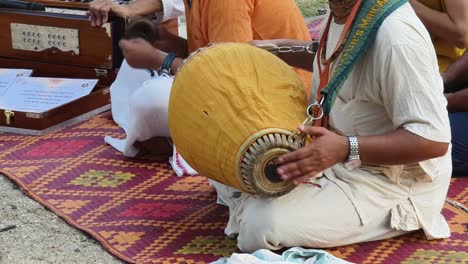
345,159,361,171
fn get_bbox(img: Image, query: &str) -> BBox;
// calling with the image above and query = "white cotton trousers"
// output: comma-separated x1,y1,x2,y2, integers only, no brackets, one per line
211,176,410,253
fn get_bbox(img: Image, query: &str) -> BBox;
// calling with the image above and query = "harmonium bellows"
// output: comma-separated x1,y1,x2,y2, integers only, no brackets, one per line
0,0,127,83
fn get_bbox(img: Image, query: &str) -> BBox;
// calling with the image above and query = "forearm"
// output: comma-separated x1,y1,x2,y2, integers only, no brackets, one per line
125,0,163,17
153,29,188,57
278,52,315,72
358,129,449,165
446,88,468,112
410,0,468,48
443,51,468,92
149,49,184,74
279,40,315,72
264,39,315,72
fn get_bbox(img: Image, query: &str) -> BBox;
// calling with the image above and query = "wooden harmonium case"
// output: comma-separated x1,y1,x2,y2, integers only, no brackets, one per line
0,0,125,71
0,69,112,135
0,0,127,135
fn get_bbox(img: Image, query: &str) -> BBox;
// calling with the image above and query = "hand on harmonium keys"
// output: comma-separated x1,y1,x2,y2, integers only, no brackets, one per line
87,0,128,27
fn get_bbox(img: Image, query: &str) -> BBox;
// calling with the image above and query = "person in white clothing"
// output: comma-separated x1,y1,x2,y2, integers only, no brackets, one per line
86,0,188,170
86,0,312,177
219,0,453,252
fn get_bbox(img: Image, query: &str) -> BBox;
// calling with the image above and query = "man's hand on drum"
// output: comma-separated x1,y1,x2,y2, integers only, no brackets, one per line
119,38,162,69
87,0,128,27
277,126,349,185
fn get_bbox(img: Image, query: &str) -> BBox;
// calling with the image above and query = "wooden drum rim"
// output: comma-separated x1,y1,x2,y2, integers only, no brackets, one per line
235,128,298,197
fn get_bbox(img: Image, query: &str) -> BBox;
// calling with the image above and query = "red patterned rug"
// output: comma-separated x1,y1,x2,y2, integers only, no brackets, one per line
0,113,467,264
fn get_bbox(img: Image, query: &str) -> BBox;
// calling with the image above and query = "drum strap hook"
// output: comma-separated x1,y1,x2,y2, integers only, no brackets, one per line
287,96,325,148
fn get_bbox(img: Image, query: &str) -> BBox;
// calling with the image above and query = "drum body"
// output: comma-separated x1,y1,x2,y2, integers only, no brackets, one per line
169,43,308,197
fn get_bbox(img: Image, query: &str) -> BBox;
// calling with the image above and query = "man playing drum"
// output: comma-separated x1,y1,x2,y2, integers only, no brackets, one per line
218,0,451,251
96,0,452,253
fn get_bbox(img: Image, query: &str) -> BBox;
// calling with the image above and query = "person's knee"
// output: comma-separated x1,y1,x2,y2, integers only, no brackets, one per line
236,201,284,252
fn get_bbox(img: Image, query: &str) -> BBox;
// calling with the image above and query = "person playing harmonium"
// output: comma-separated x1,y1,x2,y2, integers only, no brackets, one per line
171,0,451,252
86,0,312,161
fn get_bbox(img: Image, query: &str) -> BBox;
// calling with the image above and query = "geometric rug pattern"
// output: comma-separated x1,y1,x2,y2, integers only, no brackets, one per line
0,113,467,264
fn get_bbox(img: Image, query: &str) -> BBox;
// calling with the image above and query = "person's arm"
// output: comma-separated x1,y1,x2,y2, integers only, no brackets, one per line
446,88,468,112
443,50,468,92
276,127,448,184
277,39,451,184
358,130,448,164
87,0,163,27
119,38,184,74
153,24,189,57
249,39,315,72
410,0,468,48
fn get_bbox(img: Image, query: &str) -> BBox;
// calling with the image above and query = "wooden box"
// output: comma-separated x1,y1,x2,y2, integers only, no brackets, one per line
0,1,124,69
0,1,179,135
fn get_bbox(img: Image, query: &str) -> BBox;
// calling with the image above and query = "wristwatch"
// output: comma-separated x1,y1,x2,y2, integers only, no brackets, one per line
345,136,361,170
159,52,176,75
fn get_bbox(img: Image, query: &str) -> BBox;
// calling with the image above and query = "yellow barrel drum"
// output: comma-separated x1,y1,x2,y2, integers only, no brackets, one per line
169,43,308,197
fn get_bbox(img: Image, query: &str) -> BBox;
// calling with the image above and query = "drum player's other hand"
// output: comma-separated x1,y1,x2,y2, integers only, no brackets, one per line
276,126,349,185
119,38,160,69
87,0,128,27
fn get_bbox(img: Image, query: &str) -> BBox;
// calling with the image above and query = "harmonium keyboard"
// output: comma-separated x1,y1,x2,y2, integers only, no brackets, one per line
0,0,178,134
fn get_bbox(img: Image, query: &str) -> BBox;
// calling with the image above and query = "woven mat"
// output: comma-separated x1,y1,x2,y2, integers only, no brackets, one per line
306,15,325,40
1,113,467,264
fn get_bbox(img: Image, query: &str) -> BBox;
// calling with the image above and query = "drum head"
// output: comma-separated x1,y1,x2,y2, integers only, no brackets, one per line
238,128,299,197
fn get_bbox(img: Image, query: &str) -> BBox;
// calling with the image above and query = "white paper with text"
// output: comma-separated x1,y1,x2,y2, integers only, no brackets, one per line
0,77,97,113
0,68,33,97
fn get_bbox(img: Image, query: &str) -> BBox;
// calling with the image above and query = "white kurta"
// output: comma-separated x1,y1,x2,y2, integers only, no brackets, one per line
213,3,452,252
103,0,194,175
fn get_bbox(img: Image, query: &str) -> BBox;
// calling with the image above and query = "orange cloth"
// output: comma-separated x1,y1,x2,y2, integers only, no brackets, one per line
418,0,466,72
183,0,312,94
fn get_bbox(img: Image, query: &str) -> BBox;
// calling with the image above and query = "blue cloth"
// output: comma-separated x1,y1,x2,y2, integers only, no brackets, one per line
212,247,352,264
449,112,468,177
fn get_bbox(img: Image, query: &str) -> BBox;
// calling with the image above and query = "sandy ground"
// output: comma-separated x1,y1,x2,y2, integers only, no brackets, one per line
0,174,124,264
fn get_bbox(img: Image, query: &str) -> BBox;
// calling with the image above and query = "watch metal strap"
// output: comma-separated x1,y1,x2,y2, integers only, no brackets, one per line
348,136,359,160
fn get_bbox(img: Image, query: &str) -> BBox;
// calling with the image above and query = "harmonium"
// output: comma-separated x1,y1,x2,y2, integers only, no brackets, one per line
0,0,179,135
